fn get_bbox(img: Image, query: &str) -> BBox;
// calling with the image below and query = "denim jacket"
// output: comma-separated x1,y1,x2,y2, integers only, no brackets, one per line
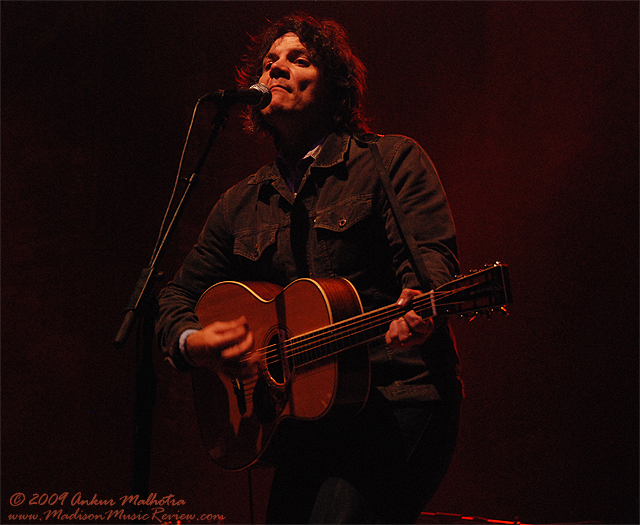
156,132,463,402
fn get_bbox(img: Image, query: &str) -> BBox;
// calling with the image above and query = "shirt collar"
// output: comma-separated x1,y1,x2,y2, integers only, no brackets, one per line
276,136,327,170
276,136,328,193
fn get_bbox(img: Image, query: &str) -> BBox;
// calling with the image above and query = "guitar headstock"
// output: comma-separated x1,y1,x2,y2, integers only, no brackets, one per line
435,262,512,319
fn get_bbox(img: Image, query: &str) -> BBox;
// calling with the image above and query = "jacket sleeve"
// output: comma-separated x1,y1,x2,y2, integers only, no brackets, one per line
155,193,237,370
379,135,459,294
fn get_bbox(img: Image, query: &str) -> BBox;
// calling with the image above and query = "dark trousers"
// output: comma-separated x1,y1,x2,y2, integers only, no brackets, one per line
264,390,460,524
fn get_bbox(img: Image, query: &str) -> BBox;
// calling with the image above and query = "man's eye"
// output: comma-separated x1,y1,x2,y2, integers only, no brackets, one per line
295,58,310,67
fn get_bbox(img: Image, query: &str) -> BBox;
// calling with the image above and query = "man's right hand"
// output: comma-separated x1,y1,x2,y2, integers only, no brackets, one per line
185,316,258,378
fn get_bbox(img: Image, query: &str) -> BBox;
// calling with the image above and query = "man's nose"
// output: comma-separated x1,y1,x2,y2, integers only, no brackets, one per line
269,59,289,78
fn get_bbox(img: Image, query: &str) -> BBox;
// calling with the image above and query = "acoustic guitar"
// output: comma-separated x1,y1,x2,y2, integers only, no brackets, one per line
191,263,511,470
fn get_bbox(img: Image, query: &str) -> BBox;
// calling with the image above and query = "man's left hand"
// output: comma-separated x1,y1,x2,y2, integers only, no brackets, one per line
385,288,435,348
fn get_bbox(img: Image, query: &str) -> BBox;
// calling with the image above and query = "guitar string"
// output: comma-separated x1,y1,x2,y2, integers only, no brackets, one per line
259,287,472,367
235,287,478,399
253,285,481,368
233,287,447,399
234,277,502,401
283,285,484,362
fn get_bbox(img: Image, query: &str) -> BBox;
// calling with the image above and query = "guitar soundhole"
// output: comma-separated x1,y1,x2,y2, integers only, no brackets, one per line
253,326,292,423
264,326,293,386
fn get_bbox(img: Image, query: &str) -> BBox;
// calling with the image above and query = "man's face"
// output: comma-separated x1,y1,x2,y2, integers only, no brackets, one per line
258,33,326,125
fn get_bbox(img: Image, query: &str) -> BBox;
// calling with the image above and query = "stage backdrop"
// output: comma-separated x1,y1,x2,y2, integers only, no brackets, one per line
2,2,638,524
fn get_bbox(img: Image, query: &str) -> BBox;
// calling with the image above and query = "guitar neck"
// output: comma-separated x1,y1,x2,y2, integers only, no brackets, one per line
284,263,511,367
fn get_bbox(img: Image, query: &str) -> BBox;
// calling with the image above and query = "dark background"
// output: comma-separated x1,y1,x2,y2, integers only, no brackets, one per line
2,2,638,524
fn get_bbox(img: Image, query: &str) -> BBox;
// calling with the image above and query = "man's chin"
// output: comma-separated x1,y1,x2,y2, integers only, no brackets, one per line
260,105,292,124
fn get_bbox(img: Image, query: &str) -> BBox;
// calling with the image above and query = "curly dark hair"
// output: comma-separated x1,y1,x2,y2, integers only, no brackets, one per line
236,12,369,135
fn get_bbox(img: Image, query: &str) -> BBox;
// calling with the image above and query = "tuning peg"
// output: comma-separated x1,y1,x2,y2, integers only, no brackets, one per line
500,306,509,316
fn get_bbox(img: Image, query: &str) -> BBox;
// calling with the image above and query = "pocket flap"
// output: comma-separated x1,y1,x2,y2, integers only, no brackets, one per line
233,227,277,261
314,194,373,232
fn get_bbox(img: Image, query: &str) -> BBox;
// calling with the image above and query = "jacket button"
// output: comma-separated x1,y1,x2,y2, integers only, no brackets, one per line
339,218,347,228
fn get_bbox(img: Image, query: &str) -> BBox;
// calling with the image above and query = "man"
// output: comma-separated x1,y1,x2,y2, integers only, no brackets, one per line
156,13,462,524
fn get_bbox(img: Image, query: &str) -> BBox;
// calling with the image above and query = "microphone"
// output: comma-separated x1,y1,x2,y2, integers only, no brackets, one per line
200,83,271,109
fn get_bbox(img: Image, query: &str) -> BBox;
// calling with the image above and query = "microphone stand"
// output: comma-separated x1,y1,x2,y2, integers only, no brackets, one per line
114,101,233,516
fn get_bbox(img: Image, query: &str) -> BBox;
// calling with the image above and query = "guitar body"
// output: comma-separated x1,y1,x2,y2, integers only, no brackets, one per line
191,278,371,471
189,263,512,471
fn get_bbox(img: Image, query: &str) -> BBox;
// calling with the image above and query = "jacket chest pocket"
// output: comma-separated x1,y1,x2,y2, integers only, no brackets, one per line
312,193,385,278
313,194,373,233
233,226,278,261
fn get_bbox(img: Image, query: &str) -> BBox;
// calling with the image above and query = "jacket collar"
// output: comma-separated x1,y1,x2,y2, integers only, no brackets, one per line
310,132,351,169
249,132,351,185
